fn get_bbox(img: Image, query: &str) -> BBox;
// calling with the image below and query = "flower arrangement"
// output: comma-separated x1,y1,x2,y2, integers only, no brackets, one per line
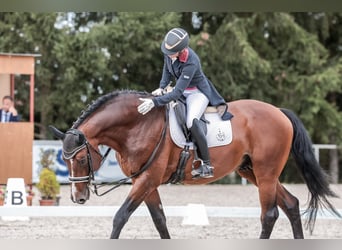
25,185,35,206
0,185,6,201
26,185,35,197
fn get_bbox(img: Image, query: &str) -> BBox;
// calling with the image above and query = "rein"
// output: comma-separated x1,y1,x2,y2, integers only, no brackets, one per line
68,107,169,197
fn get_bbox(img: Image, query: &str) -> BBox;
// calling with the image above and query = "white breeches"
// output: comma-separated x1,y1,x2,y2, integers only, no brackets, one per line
183,89,209,129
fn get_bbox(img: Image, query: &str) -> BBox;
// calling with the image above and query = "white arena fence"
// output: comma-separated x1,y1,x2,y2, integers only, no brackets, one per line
0,205,341,220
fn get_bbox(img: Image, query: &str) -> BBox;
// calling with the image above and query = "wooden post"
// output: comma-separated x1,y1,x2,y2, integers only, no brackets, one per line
10,74,15,97
30,74,35,123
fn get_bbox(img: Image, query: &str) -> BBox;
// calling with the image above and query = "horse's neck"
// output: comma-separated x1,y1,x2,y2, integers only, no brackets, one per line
83,103,164,154
121,109,165,150
107,108,166,173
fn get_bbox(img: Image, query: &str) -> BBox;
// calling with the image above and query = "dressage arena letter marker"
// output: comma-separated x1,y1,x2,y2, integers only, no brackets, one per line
181,203,209,226
11,191,24,205
1,178,29,221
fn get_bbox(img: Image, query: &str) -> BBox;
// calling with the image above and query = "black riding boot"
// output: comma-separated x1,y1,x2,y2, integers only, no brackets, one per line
190,118,214,178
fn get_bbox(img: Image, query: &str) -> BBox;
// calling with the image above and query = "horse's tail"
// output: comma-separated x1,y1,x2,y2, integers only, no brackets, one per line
280,108,341,234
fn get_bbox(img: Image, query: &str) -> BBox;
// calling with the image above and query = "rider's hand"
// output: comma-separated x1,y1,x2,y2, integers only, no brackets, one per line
138,98,155,115
152,88,163,96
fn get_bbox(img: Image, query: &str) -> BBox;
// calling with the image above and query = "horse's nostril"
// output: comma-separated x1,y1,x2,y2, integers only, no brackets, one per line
78,198,86,204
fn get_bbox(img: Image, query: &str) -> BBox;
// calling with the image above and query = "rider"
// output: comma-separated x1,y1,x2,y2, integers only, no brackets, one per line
138,27,231,179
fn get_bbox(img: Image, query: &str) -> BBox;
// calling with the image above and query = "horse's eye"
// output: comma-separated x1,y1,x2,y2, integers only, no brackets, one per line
78,157,88,167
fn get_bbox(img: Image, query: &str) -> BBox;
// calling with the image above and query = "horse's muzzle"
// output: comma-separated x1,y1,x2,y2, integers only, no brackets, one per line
71,186,90,204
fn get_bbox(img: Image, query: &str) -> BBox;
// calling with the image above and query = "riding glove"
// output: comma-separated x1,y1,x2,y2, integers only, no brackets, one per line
138,98,155,115
152,88,163,96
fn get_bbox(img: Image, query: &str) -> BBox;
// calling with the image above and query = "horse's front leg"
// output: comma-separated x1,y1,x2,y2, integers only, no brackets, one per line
144,189,171,239
110,197,138,238
110,181,151,239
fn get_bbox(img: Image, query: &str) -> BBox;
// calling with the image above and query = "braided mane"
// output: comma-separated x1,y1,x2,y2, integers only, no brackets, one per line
72,90,149,129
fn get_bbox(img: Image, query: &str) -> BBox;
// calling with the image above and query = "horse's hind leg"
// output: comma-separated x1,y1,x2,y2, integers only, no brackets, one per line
237,166,279,238
144,189,171,239
257,180,280,239
276,182,304,239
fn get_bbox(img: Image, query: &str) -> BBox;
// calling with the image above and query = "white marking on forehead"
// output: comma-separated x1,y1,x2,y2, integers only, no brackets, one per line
70,159,77,200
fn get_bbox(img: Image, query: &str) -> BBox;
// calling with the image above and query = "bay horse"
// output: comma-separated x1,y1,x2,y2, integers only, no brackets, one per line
50,90,340,239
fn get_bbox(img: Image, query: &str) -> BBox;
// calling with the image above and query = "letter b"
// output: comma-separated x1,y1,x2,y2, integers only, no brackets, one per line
11,191,23,205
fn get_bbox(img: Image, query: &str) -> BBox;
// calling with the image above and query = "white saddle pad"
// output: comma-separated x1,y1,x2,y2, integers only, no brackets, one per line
169,107,233,149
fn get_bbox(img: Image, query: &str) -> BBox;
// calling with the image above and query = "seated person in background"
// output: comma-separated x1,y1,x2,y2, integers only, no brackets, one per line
0,95,19,122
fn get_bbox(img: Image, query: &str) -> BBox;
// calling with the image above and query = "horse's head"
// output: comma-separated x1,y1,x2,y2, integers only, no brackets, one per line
49,126,102,204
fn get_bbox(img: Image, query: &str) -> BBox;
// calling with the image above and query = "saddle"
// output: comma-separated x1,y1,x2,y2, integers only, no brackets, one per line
170,100,233,148
166,100,233,184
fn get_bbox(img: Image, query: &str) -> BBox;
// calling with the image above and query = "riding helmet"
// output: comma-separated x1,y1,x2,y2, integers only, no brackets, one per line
161,28,189,55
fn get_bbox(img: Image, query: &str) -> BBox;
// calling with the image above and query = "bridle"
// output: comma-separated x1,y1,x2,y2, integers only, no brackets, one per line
64,108,168,196
63,133,109,184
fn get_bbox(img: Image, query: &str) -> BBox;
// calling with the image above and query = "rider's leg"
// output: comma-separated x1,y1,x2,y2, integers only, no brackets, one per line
190,118,213,178
185,91,209,129
185,91,213,178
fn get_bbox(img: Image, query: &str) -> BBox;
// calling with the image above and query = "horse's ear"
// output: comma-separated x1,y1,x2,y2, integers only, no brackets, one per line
49,125,66,140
